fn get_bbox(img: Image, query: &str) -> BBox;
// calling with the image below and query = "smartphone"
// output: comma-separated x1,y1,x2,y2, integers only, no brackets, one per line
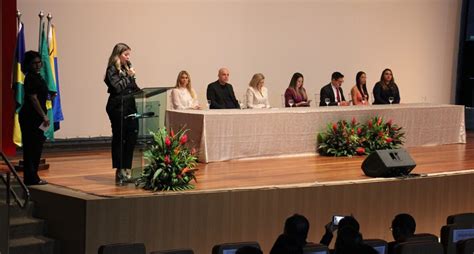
332,215,344,226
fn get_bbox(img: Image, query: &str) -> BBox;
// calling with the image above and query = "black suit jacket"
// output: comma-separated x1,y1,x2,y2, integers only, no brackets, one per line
206,80,240,109
319,83,345,106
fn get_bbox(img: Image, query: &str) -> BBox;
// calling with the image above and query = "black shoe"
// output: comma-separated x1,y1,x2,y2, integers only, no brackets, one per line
25,179,48,186
115,169,126,185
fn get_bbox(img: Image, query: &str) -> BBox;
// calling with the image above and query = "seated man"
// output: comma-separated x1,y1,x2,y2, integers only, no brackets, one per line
388,213,416,254
319,72,350,106
206,68,240,109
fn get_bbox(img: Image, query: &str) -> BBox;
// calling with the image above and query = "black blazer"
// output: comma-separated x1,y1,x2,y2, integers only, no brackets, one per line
206,80,240,109
319,83,345,106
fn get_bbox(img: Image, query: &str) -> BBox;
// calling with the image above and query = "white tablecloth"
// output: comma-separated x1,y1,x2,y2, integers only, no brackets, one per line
166,104,466,163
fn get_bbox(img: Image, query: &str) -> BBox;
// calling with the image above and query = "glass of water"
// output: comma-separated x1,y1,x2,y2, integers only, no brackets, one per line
288,99,294,107
389,97,394,104
324,98,330,106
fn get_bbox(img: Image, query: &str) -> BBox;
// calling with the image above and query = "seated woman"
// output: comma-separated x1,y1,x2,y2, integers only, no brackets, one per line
171,70,201,110
373,68,400,104
284,72,311,107
246,73,270,109
351,71,369,105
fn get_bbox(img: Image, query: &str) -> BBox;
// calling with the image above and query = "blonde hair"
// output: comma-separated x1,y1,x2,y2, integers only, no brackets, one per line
175,70,196,99
107,43,131,73
248,73,265,92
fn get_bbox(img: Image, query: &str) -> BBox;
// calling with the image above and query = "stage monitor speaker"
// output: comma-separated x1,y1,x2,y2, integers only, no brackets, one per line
362,148,416,177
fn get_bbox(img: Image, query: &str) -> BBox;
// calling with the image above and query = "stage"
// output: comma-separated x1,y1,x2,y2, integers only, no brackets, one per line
22,132,474,254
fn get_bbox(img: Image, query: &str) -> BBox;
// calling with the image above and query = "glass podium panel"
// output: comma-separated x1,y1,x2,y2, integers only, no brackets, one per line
120,87,172,179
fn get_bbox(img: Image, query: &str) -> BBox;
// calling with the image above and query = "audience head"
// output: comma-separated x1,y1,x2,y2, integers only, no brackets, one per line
249,73,265,91
334,226,363,253
107,42,131,71
331,72,344,87
22,50,42,74
338,216,360,232
236,246,263,254
283,214,310,246
218,68,230,84
380,68,395,85
289,72,304,89
356,71,366,86
391,213,416,241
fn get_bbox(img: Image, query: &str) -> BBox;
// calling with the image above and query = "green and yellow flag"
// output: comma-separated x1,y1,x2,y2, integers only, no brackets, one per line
12,22,25,147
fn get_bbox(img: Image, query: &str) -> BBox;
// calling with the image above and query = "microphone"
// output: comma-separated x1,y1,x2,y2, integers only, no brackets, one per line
124,112,155,119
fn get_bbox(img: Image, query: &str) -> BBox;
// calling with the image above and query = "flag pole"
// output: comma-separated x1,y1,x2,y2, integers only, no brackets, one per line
47,13,52,48
16,9,21,30
38,11,44,51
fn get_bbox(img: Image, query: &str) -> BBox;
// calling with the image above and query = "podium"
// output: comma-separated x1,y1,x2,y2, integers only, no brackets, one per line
120,87,172,179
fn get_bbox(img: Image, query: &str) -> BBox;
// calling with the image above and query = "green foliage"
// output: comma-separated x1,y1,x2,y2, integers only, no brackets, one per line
318,116,405,157
135,127,198,191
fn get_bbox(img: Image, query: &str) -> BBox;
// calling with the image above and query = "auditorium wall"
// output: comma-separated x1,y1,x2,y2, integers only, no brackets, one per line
18,0,462,138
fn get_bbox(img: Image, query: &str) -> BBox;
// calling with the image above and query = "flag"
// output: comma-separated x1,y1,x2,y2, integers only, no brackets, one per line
47,23,64,131
12,22,26,147
39,22,57,140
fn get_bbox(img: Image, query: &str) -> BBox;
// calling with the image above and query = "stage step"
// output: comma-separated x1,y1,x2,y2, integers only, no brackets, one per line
9,236,56,254
9,217,45,239
4,200,58,254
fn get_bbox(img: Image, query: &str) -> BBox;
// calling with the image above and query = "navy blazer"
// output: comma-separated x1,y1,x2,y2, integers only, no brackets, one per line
319,83,345,106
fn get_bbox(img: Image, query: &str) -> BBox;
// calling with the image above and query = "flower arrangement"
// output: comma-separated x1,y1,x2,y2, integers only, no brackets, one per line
135,128,198,191
317,116,405,157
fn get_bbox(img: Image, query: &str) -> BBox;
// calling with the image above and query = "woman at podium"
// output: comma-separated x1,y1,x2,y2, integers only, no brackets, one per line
171,70,201,110
104,43,140,184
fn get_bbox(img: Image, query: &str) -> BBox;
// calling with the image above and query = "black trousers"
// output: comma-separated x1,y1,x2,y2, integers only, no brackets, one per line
19,117,46,184
106,94,138,169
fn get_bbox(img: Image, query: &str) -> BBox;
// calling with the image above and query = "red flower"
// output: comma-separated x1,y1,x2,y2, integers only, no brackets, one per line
170,129,175,138
356,147,365,155
351,129,355,135
378,131,384,137
377,117,382,126
385,137,393,143
180,134,188,144
351,117,357,126
165,136,171,147
164,155,171,164
357,128,362,135
387,119,393,127
332,123,338,132
368,121,373,128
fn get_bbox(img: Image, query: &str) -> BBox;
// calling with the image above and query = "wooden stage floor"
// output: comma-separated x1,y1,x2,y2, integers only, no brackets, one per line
25,132,474,197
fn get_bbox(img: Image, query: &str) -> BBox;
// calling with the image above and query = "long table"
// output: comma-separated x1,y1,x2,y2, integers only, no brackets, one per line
166,104,466,163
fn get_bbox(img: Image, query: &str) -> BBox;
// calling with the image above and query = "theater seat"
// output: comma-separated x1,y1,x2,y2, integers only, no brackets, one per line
447,213,474,225
441,224,474,254
212,242,261,254
97,243,146,254
150,249,194,254
303,243,329,254
363,239,388,254
393,241,443,254
406,233,438,243
456,238,474,254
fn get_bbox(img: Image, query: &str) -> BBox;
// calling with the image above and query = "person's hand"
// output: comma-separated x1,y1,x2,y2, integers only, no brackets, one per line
127,67,136,77
340,101,350,106
325,221,337,233
42,115,50,127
